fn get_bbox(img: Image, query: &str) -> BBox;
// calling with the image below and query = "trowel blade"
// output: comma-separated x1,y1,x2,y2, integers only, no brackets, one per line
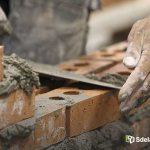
29,61,121,90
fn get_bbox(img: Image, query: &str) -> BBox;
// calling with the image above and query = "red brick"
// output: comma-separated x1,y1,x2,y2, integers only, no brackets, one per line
106,42,127,53
34,93,66,149
44,87,120,137
80,50,124,62
58,59,115,75
1,93,66,149
0,92,66,149
0,46,3,81
97,62,132,76
79,42,127,63
58,42,127,75
0,89,35,129
67,90,120,137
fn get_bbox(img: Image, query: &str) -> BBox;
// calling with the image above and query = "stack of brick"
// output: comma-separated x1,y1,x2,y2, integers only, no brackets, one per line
0,42,149,150
0,46,36,149
0,47,35,131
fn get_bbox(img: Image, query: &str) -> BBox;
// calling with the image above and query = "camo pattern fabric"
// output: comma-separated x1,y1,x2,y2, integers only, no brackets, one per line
3,0,100,64
0,6,11,36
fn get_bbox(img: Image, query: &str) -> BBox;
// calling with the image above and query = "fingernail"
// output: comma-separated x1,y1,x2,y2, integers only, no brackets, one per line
123,56,136,68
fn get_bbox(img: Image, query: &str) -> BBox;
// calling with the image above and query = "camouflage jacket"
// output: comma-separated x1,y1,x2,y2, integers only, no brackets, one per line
3,0,100,64
0,6,11,37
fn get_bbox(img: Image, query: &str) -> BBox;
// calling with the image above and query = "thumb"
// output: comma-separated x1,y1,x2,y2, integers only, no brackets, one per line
123,42,141,69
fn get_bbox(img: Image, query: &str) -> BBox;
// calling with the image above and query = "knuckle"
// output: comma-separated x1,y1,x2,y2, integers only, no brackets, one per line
119,88,126,100
119,83,133,99
131,69,146,82
138,74,145,82
135,73,145,83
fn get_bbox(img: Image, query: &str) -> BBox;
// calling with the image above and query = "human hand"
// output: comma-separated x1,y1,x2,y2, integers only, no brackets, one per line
119,17,150,113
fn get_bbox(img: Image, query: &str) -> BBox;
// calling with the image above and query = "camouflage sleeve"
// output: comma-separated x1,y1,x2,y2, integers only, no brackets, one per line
0,6,11,36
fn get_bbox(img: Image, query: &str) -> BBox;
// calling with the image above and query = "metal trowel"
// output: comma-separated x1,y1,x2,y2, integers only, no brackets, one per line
29,61,121,90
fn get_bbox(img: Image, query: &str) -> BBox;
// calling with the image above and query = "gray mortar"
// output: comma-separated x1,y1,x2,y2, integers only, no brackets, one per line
0,54,40,95
129,106,150,150
130,106,150,122
86,73,127,87
46,121,132,150
0,118,35,149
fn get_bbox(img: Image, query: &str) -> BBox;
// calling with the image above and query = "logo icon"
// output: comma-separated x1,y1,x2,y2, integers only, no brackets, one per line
125,135,135,144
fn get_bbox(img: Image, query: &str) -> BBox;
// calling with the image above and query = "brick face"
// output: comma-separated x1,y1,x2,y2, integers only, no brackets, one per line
58,59,115,75
80,50,124,62
66,89,120,137
97,62,132,76
102,0,130,7
0,89,35,129
1,94,67,150
43,87,121,137
58,42,127,75
34,94,66,149
106,42,127,52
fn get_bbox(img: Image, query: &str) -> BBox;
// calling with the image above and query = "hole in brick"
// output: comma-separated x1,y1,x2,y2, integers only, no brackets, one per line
49,96,65,100
115,49,124,53
74,62,89,67
123,47,127,51
63,91,80,95
80,57,88,60
118,71,130,76
64,68,77,72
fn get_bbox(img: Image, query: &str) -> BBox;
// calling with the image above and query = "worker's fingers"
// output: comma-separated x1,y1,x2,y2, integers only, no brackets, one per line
120,72,150,113
119,17,150,113
119,42,150,112
123,42,141,68
123,20,145,68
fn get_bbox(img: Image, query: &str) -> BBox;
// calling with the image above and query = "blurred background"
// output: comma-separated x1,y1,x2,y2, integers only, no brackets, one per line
87,0,150,53
0,0,150,64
